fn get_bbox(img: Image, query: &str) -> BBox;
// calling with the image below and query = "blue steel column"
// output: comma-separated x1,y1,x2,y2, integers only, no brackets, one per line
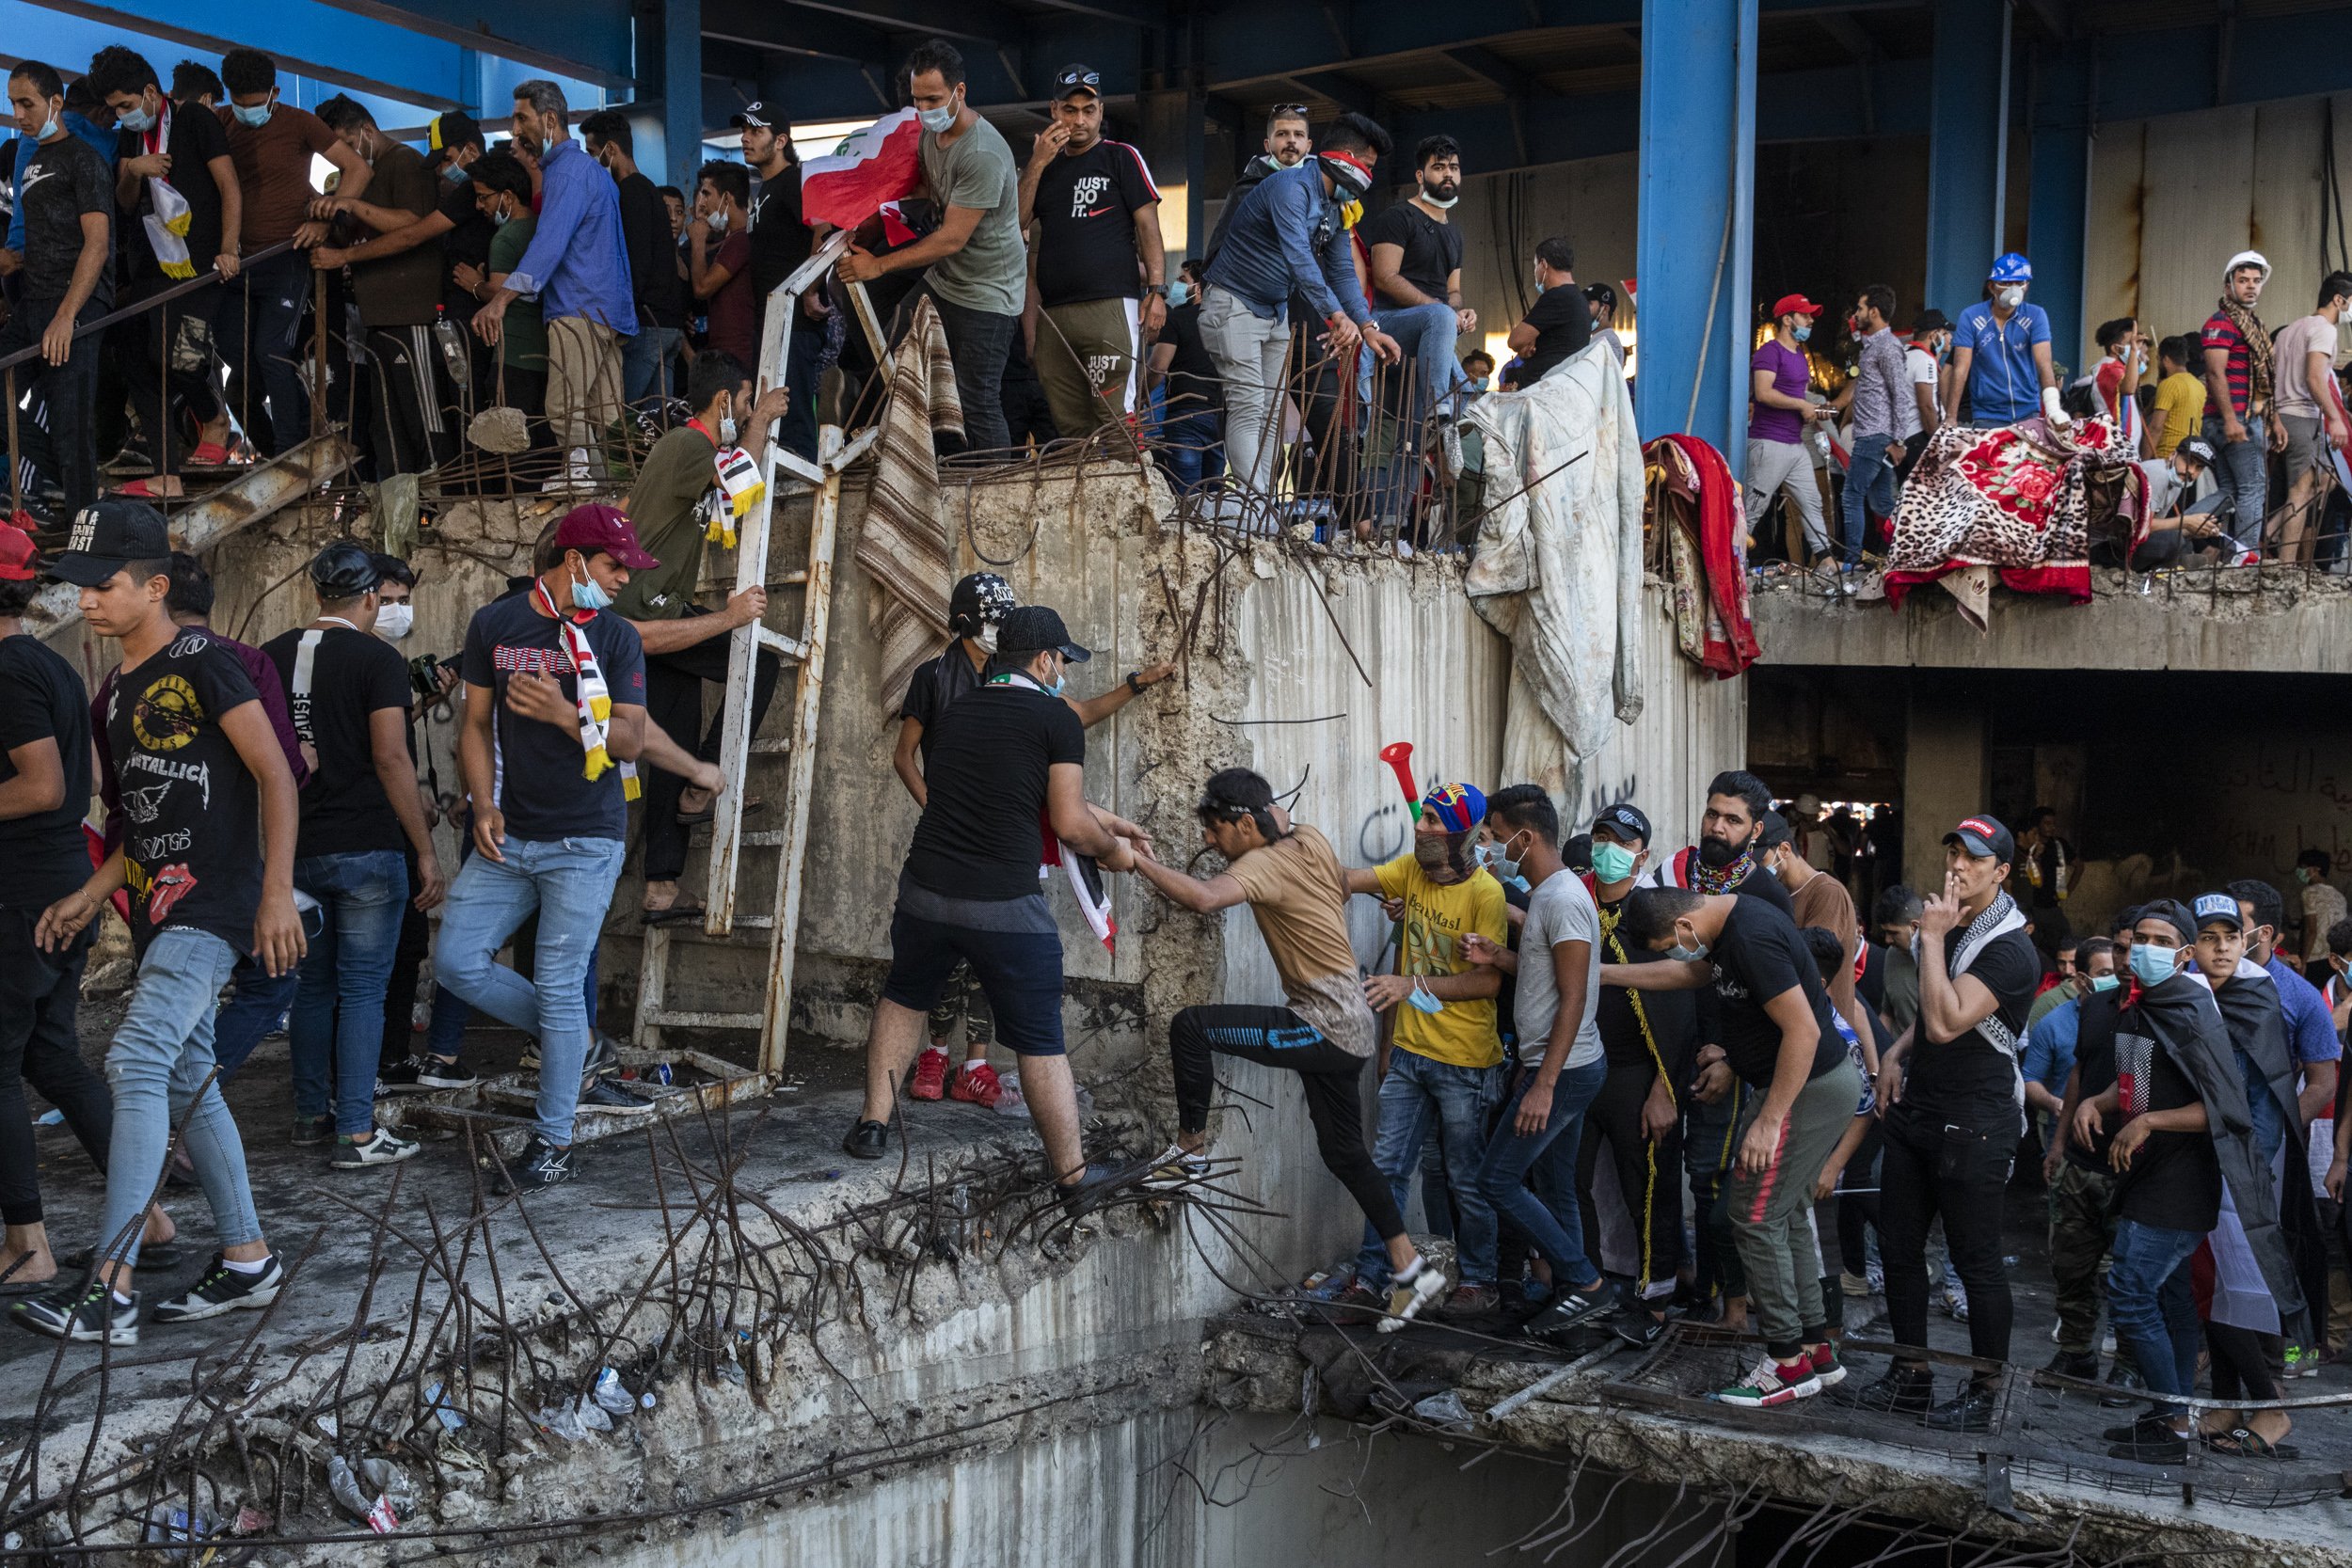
661,0,704,186
2026,40,2093,374
1633,0,1756,478
1923,0,2013,321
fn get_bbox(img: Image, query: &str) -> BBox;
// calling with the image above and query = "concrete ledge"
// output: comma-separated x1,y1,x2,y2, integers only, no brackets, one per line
1752,567,2352,672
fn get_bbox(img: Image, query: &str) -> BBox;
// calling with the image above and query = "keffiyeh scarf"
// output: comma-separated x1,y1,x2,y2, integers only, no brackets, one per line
531,578,640,800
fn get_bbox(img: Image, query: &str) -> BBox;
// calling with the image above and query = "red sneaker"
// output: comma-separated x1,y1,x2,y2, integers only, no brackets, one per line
950,1062,1003,1107
909,1046,949,1101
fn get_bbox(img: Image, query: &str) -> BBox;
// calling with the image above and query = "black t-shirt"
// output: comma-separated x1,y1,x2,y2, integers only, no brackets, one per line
2115,1006,2223,1231
898,641,988,765
21,133,114,307
747,166,810,302
1507,288,1594,388
1899,923,2042,1122
1032,139,1158,309
1362,199,1461,305
905,680,1084,901
1495,878,1532,1049
0,633,93,907
2063,988,2123,1173
115,105,229,292
1856,940,1887,1012
437,175,493,317
1598,895,1702,1077
1708,898,1848,1089
620,170,687,331
459,594,646,843
1159,300,1222,415
261,625,412,859
106,631,262,955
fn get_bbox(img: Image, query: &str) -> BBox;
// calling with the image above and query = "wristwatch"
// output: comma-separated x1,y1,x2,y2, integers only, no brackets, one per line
1126,669,1147,695
1143,283,1168,296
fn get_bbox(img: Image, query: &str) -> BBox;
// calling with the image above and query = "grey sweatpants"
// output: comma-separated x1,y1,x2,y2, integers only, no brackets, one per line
1724,1059,1862,1355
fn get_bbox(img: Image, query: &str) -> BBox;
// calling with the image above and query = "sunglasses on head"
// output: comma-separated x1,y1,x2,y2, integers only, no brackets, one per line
1270,103,1309,118
1061,70,1101,87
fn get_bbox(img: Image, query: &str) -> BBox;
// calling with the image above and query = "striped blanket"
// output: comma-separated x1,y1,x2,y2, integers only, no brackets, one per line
858,294,964,715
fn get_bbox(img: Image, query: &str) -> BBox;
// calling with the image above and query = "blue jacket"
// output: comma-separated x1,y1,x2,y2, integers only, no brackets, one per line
1202,161,1365,327
503,137,637,336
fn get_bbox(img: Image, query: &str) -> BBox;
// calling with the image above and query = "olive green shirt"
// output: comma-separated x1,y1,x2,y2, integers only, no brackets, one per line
917,116,1025,317
612,424,718,620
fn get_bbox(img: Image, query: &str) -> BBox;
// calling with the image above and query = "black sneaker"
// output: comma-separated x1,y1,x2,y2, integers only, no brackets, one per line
493,1136,575,1195
2099,1359,2145,1408
11,1280,137,1345
2103,1412,2173,1444
378,1054,479,1093
841,1119,889,1160
2108,1427,2188,1465
1525,1282,1619,1342
330,1128,421,1169
579,1078,656,1117
290,1113,333,1147
1835,1365,1934,1416
1612,1309,1669,1350
152,1253,283,1323
1057,1160,1125,1220
1925,1380,1999,1433
2042,1349,2100,1381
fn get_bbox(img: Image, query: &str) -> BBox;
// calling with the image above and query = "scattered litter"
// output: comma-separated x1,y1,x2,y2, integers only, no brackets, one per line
422,1381,468,1430
537,1394,612,1438
314,1414,339,1438
33,1110,62,1127
230,1508,272,1538
993,1076,1028,1117
714,1361,747,1386
326,1456,413,1530
591,1368,633,1415
141,1507,212,1551
1409,1390,1474,1433
645,1063,675,1086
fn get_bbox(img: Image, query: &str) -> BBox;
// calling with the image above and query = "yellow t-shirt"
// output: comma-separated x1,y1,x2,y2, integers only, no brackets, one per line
1375,853,1509,1069
2152,371,2206,457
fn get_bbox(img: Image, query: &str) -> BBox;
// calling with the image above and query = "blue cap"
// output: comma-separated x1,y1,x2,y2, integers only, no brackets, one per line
1989,251,2032,284
2192,893,2243,932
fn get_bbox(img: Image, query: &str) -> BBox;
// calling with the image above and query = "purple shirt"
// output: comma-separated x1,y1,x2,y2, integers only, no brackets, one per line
1749,339,1812,444
93,632,308,855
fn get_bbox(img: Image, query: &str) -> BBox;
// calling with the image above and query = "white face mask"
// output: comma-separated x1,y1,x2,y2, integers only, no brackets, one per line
918,97,959,135
706,207,729,234
374,603,414,641
1996,285,2026,309
974,624,1000,655
718,409,739,445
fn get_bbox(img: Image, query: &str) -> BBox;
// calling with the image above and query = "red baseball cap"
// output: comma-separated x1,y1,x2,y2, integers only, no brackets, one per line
551,503,660,571
0,516,40,582
1770,293,1823,319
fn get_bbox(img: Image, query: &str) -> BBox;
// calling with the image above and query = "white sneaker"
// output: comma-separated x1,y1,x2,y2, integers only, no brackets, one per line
1377,1262,1447,1334
1142,1142,1209,1190
330,1128,420,1169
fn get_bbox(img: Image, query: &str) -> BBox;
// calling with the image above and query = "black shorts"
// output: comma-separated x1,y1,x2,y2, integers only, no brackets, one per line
881,890,1065,1057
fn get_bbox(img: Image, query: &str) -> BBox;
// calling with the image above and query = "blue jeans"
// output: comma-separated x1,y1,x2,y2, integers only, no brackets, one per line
2107,1217,2203,1414
1839,431,1898,566
620,325,683,410
291,850,408,1136
1157,409,1225,495
99,929,264,1271
433,836,624,1146
211,958,300,1077
1371,301,1461,420
2203,411,2268,547
1477,1057,1609,1289
1353,1051,1504,1289
423,945,598,1059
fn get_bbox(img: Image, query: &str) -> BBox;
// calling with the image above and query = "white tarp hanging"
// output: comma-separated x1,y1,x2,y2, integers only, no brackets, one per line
1461,343,1646,813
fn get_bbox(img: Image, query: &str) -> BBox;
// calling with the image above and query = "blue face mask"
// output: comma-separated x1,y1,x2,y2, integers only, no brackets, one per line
1665,924,1708,963
1793,325,1813,344
1044,657,1066,698
569,562,612,612
1475,834,1524,886
1406,980,1445,1014
918,100,957,135
2128,943,2179,989
1591,841,1638,884
230,100,272,128
1167,279,1190,307
117,103,153,135
442,162,469,185
2090,974,2122,993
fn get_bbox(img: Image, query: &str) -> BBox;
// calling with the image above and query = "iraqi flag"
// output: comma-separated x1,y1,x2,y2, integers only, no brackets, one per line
1038,808,1117,952
801,109,924,230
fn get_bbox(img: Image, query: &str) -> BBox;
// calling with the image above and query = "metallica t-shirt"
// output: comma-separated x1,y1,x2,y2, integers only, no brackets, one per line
103,629,263,955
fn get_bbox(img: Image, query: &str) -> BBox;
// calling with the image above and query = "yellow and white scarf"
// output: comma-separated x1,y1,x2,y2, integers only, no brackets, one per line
531,578,640,800
136,103,196,280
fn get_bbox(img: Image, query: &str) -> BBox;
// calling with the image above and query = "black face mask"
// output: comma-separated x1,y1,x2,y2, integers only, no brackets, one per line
1697,835,1745,869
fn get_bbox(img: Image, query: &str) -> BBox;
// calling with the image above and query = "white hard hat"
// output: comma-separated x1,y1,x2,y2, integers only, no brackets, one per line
2224,249,2271,281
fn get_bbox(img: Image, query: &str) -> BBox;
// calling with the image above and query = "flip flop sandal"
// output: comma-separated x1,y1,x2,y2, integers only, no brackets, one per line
640,899,708,927
0,1253,53,1295
183,441,237,469
2203,1428,2300,1460
61,1242,183,1271
675,797,765,826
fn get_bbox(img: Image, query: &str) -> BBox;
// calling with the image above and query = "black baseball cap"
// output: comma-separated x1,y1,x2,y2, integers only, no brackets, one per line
429,111,483,158
1052,64,1102,102
2137,898,2196,944
2192,892,2243,933
1756,811,1794,852
1591,801,1651,845
51,499,170,587
997,605,1090,661
309,539,381,597
1944,813,2015,863
2176,436,2217,468
1911,309,1952,334
730,102,777,129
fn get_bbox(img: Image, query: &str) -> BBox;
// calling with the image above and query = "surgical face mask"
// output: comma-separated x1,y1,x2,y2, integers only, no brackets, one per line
706,207,729,234
1470,377,1489,392
1167,279,1190,308
374,603,414,641
1044,657,1067,698
1405,980,1445,1014
442,162,469,185
1792,325,1812,343
2089,973,2121,994
2296,867,2313,885
1665,925,1709,963
1533,272,1548,295
973,623,999,655
490,199,515,227
1591,841,1639,884
117,100,154,134
718,400,739,446
569,561,613,612
2128,942,2180,988
1420,179,1458,209
1476,833,1525,885
1996,285,2026,309
230,99,272,128
918,95,959,135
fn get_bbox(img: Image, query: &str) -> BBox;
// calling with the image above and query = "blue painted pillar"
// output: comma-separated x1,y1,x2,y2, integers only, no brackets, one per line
1633,0,1757,477
456,48,482,115
1923,0,2013,323
660,0,704,187
2026,40,2093,376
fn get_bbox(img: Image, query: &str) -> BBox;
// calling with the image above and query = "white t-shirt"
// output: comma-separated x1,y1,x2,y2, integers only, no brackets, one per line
1903,343,1941,439
2273,313,2340,420
1514,870,1604,1069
